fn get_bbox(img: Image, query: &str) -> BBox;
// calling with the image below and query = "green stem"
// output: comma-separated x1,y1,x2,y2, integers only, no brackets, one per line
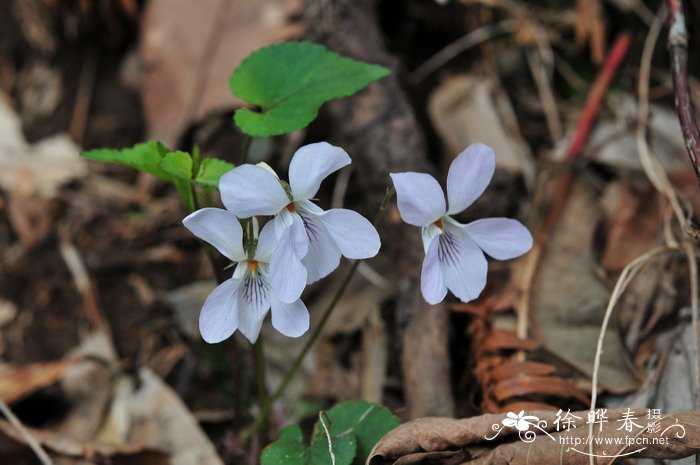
247,188,395,435
253,337,270,442
239,134,253,164
250,259,361,434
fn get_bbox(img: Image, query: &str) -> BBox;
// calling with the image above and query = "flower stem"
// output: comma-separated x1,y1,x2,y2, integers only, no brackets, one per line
247,187,395,435
250,259,361,434
253,337,270,442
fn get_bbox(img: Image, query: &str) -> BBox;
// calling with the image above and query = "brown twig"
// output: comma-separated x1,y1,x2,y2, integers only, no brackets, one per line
58,226,116,357
667,0,700,186
69,47,98,144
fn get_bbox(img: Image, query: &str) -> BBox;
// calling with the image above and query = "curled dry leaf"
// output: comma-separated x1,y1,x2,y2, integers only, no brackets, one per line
368,408,700,465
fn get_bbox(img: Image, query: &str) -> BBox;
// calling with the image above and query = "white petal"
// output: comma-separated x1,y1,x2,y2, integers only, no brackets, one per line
289,212,309,258
390,172,446,227
237,309,265,344
273,209,294,238
254,220,277,262
421,237,447,305
269,212,309,260
296,199,325,215
183,208,246,262
199,278,241,343
270,296,310,338
465,218,533,260
298,210,341,283
320,208,380,259
446,143,496,215
421,224,441,253
439,225,488,302
219,164,289,218
289,142,351,200
236,272,272,343
270,226,308,303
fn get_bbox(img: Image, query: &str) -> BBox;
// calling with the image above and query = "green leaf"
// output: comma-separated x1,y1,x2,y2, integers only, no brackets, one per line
230,41,390,136
317,401,401,465
160,151,194,181
310,414,357,465
260,418,356,465
261,425,309,465
81,141,171,181
195,158,235,189
81,142,198,211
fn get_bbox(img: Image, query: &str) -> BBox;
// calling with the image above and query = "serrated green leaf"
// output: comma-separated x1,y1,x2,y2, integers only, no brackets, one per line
81,141,171,181
195,158,235,189
317,401,401,465
230,41,389,136
160,151,194,181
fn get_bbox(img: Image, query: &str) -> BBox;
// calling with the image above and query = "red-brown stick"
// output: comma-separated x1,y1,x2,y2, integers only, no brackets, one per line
567,32,632,161
667,0,700,185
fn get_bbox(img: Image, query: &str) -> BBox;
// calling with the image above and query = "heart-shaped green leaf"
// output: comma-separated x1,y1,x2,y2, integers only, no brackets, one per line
230,41,389,136
261,424,356,465
260,401,399,465
316,401,400,465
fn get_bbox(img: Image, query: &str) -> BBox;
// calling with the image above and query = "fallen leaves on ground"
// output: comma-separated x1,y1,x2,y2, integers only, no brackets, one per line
369,408,700,464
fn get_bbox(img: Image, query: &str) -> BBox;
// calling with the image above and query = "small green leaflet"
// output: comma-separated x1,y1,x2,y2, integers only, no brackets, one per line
159,152,234,190
195,158,235,189
82,142,234,189
82,141,171,181
260,401,400,465
230,41,390,137
160,151,193,180
81,142,235,211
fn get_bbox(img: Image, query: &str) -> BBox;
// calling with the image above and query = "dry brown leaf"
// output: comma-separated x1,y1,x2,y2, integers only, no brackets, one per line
0,418,168,464
427,75,534,182
600,181,661,272
139,0,303,146
0,360,75,404
0,93,85,198
532,178,638,393
369,408,700,464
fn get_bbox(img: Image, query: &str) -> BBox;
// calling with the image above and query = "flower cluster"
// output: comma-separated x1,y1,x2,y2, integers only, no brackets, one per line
183,142,381,343
390,143,533,304
184,141,533,344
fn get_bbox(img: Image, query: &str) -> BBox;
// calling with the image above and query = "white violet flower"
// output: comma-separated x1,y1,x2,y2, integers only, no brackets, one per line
220,142,381,290
390,143,533,305
182,208,309,344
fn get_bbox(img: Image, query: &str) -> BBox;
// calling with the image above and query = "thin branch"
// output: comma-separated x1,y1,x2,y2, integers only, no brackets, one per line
408,20,518,84
667,0,700,185
0,400,53,465
588,247,673,462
